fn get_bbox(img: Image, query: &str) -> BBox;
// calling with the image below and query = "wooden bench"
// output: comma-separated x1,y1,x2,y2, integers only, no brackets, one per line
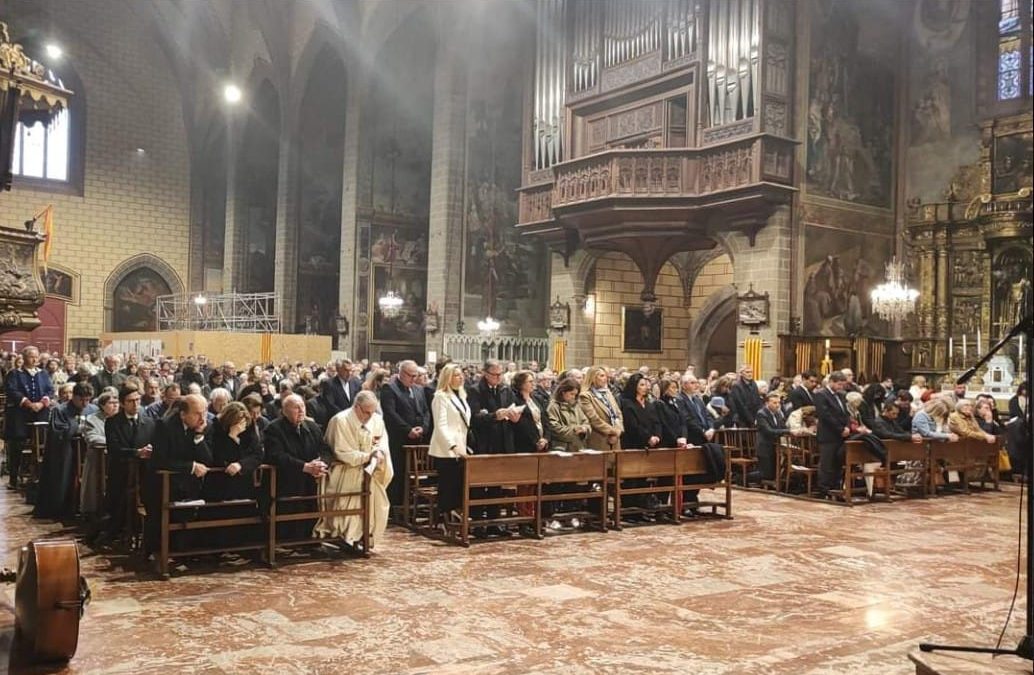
928,438,990,495
674,445,732,519
537,451,609,531
402,445,436,530
714,428,757,487
457,453,541,546
610,448,679,528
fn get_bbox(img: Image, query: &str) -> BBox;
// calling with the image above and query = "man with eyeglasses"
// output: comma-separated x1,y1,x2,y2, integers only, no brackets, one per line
467,359,518,536
380,360,432,511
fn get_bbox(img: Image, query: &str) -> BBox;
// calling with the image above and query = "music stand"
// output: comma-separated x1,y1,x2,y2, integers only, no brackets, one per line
919,313,1032,660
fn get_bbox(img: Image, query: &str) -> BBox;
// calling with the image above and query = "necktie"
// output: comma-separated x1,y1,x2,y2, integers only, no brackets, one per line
342,380,350,402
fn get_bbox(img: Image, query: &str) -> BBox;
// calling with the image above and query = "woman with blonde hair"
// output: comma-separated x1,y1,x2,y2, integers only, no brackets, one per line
578,366,623,450
429,363,472,523
912,397,958,442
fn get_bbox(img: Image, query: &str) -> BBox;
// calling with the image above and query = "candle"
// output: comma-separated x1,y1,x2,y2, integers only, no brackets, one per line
825,338,831,351
948,337,954,366
1020,334,1024,363
977,328,982,355
962,334,967,359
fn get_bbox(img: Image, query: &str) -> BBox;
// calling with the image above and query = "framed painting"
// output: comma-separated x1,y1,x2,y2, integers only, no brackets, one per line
370,264,427,343
621,306,663,353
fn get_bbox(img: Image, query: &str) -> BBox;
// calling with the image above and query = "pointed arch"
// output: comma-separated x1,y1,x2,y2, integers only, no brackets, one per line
103,254,185,332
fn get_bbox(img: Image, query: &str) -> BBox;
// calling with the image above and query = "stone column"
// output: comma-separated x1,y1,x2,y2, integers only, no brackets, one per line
721,205,792,379
549,250,597,369
273,112,300,332
222,114,246,293
425,7,469,357
934,233,949,339
337,60,365,358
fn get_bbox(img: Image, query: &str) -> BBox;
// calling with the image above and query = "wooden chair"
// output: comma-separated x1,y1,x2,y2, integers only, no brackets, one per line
457,453,540,546
779,434,819,496
714,428,757,487
610,448,679,529
403,445,436,530
537,451,609,532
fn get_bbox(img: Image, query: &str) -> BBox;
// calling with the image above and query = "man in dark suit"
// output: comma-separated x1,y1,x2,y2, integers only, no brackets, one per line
147,394,213,554
265,394,332,541
306,379,337,432
676,374,714,445
814,371,852,494
729,364,763,428
91,355,126,394
99,382,156,543
755,393,790,482
788,371,818,411
871,402,922,443
325,359,362,413
380,360,431,509
466,359,515,533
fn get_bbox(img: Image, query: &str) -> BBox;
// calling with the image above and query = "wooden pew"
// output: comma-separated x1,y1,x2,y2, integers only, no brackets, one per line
778,434,819,495
928,438,994,495
458,453,541,547
675,445,732,519
537,451,609,531
402,445,436,530
157,467,269,579
610,448,679,528
266,465,371,567
883,438,931,499
841,440,891,506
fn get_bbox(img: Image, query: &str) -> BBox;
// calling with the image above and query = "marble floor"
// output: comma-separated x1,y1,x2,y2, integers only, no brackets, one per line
1,485,1029,674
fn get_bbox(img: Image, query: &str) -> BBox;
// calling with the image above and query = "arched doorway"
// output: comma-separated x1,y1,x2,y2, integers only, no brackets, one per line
705,310,737,375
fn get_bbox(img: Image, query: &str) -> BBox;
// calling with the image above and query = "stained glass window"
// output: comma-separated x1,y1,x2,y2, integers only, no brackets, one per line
997,0,1028,99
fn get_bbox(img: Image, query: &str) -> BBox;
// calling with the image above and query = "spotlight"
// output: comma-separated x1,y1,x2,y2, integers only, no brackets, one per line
135,147,146,155
45,43,63,60
223,83,242,104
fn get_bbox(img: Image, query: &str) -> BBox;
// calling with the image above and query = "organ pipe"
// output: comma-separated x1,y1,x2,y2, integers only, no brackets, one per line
705,0,758,127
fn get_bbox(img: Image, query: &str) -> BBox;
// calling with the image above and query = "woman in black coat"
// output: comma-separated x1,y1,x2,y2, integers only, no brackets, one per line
203,402,264,547
620,373,661,449
652,377,687,448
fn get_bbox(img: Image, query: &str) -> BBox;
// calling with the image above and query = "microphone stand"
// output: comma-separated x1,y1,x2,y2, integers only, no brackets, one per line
919,312,1032,660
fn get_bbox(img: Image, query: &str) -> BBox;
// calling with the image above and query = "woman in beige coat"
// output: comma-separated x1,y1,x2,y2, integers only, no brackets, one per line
547,378,590,452
578,366,623,450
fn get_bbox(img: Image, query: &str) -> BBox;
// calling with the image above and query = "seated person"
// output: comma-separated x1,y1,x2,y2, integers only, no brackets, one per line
871,402,922,443
949,399,997,446
786,405,817,436
80,391,119,521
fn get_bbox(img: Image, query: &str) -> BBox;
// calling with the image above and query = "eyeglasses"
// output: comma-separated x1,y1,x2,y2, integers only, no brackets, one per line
485,371,503,377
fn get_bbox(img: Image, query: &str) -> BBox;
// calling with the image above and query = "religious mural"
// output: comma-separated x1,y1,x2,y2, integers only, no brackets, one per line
463,1,546,329
992,132,1034,194
113,267,171,332
905,0,980,204
806,0,895,207
370,263,426,343
801,225,893,337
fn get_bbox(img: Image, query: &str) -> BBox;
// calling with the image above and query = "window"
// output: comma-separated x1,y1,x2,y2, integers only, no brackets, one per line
995,0,1032,100
12,107,70,181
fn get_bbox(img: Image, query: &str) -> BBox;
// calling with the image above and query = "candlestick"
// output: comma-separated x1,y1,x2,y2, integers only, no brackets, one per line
962,334,967,359
824,338,830,351
1020,333,1024,365
977,328,982,355
948,337,954,368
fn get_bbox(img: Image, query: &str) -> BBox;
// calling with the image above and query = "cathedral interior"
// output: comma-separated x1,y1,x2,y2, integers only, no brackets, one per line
0,1,1031,673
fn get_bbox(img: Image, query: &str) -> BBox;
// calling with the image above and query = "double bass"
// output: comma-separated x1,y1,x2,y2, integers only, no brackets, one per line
0,539,89,664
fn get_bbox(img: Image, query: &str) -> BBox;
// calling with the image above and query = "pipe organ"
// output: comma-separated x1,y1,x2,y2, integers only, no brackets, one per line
534,0,567,169
706,0,760,127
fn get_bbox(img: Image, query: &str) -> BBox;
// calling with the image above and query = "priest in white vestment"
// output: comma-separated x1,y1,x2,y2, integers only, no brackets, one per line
314,390,394,550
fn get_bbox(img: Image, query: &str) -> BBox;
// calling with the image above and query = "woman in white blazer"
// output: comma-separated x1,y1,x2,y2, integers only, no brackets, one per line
429,363,472,523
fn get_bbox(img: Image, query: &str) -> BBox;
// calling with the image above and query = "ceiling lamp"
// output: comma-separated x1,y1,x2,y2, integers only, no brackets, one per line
477,316,500,335
870,259,919,322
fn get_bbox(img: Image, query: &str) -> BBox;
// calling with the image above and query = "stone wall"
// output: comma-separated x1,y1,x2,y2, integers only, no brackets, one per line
0,0,190,344
591,252,689,370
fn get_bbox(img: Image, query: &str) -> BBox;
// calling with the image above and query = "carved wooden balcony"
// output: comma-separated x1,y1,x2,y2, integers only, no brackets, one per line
517,135,797,251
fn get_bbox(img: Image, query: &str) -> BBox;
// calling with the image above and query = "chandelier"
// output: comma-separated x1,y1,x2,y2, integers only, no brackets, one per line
477,316,500,335
378,290,404,319
870,259,919,322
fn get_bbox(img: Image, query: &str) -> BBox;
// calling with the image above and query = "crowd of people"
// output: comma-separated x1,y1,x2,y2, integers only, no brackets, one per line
1,346,1028,558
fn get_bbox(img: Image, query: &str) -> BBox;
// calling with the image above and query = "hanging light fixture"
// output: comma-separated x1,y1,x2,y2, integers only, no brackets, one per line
477,316,500,335
870,259,919,322
378,290,404,319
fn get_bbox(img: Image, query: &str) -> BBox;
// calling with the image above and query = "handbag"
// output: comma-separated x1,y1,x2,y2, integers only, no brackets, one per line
999,448,1012,473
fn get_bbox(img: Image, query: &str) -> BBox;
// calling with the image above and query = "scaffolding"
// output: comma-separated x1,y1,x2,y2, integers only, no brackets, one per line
156,292,281,333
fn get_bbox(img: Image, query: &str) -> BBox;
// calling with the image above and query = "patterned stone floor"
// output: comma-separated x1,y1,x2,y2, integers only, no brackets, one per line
1,485,1029,674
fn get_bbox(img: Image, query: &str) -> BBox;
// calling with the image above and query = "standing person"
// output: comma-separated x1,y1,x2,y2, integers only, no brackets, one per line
326,359,362,413
429,364,473,525
677,374,715,445
34,383,97,519
315,391,393,552
547,379,590,452
815,371,852,496
1007,382,1028,478
264,395,331,541
379,360,431,513
755,393,789,483
578,366,624,450
788,371,818,411
100,383,155,544
4,346,54,489
512,371,548,535
467,360,516,535
653,377,687,448
620,373,661,449
729,364,763,428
